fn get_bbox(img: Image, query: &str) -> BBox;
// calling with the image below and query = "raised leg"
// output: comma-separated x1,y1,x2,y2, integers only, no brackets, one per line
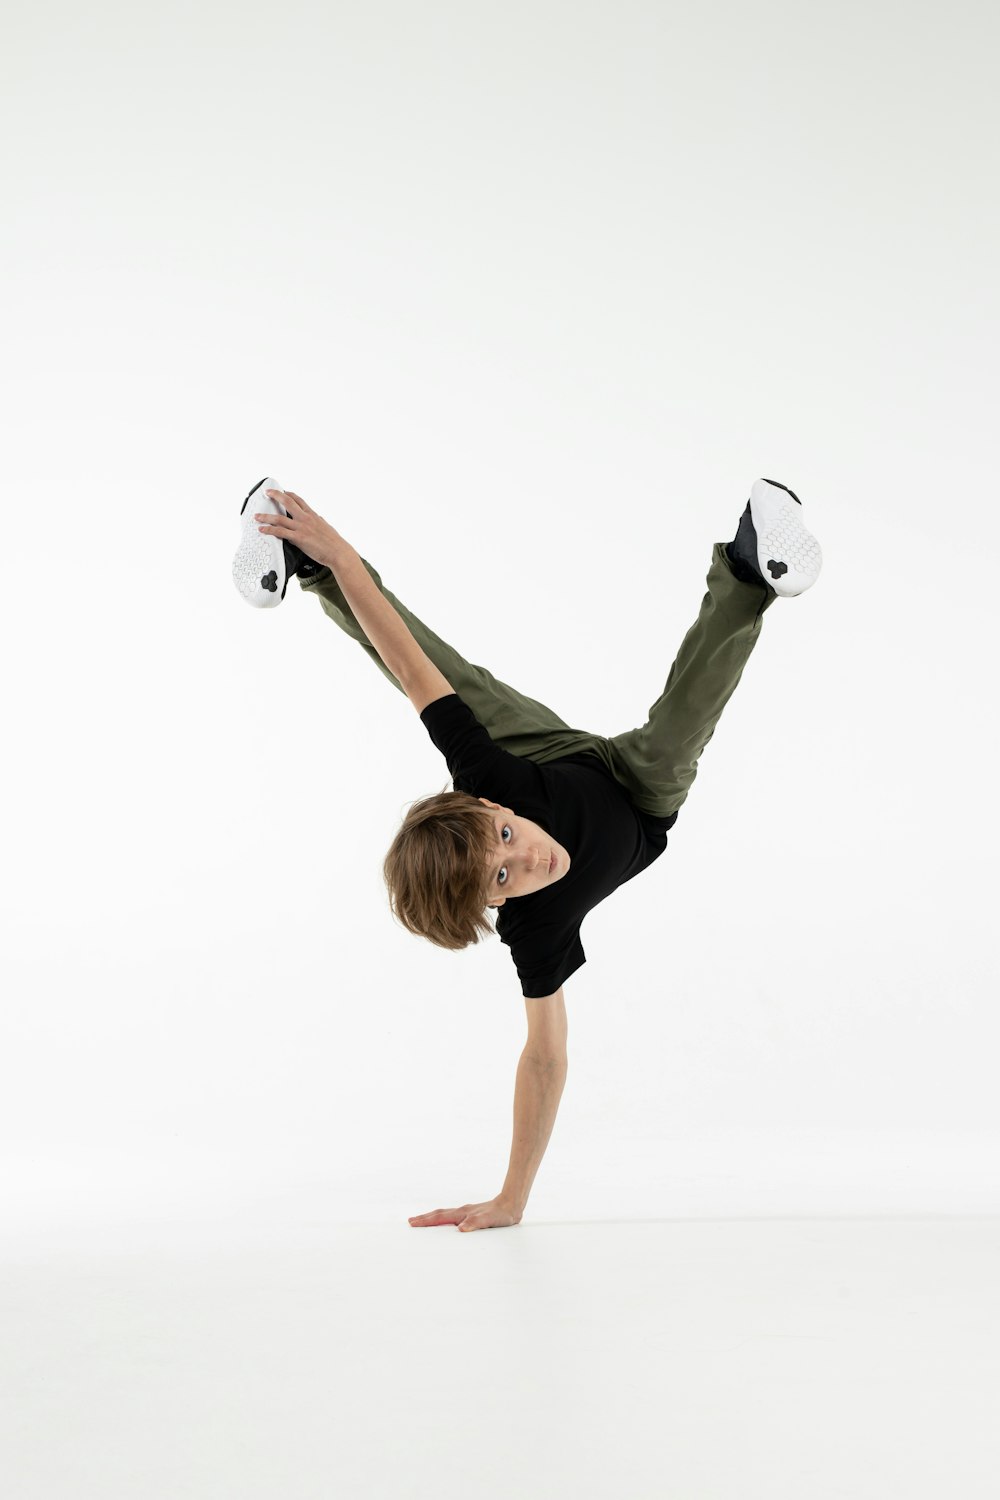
298,562,610,765
604,544,776,818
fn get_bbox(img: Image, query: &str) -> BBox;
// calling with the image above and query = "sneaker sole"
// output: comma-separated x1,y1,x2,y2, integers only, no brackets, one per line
749,478,823,596
232,476,291,607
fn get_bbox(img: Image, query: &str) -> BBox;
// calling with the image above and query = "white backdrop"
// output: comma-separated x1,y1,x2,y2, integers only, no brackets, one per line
3,0,998,1248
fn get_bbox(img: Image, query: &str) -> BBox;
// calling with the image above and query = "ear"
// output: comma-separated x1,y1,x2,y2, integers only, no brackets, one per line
488,898,506,909
478,797,501,811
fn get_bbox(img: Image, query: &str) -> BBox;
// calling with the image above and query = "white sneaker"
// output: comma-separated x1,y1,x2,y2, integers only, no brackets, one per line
232,476,294,607
729,478,823,597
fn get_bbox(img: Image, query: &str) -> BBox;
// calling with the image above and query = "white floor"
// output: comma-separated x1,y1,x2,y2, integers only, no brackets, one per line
4,1216,999,1500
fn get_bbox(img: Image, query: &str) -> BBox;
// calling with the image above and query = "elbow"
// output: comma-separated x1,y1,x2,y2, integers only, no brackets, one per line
523,1043,568,1070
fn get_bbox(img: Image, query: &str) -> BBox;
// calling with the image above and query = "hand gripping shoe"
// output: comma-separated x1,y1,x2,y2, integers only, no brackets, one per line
728,478,822,597
232,476,319,607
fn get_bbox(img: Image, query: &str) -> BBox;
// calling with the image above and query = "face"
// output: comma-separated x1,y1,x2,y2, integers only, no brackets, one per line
478,799,571,908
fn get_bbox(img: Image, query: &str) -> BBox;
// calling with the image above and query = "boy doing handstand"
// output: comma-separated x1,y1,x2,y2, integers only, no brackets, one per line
232,478,822,1231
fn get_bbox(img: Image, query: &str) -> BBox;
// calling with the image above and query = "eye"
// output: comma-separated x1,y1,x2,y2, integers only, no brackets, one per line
496,824,512,887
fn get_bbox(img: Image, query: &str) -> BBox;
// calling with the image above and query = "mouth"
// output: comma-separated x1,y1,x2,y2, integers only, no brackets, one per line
549,851,556,874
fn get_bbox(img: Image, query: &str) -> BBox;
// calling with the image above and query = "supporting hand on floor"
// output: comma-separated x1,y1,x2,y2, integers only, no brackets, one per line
408,1196,524,1232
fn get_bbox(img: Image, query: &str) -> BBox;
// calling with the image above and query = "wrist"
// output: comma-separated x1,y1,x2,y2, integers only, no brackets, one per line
317,526,351,572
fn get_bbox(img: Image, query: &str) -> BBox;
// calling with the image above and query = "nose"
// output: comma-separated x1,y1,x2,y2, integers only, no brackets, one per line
519,845,541,872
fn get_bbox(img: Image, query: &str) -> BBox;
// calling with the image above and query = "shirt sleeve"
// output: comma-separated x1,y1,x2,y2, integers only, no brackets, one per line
509,936,586,998
419,693,542,803
496,908,587,997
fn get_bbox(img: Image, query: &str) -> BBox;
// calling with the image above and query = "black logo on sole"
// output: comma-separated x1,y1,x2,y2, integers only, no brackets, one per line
767,559,788,580
261,570,278,592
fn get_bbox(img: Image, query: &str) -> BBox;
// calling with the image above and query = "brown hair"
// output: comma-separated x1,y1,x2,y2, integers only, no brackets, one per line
382,789,500,951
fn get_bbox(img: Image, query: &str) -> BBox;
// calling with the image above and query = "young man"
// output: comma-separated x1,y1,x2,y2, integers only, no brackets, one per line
232,477,822,1232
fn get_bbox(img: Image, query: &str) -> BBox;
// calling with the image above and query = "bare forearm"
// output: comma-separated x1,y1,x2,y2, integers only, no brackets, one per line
500,1048,568,1215
318,530,424,688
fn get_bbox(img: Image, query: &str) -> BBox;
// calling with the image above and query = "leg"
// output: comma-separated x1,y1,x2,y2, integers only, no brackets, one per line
604,544,776,818
298,561,610,764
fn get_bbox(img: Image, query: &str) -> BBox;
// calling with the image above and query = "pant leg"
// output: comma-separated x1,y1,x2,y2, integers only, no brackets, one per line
603,543,776,818
298,561,611,765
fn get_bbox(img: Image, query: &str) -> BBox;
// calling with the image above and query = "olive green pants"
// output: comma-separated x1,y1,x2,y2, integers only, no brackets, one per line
299,543,775,819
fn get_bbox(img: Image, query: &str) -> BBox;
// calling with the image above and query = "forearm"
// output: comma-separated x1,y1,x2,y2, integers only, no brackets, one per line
318,530,425,688
500,1047,568,1215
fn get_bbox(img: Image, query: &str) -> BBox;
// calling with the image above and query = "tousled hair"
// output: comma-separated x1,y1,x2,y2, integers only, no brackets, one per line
382,789,500,952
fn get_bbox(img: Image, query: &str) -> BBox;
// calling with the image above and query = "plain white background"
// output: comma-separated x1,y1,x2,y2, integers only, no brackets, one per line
3,0,999,1241
6,5,1000,1496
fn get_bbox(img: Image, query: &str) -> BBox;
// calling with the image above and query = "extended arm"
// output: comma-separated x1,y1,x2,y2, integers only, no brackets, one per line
258,490,454,712
409,987,569,1232
500,988,570,1216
